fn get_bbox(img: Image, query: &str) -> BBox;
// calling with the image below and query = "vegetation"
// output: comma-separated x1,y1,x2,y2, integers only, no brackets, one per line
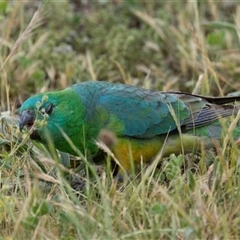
1,1,240,239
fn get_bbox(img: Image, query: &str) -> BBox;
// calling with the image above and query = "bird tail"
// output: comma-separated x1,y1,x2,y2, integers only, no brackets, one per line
200,95,240,105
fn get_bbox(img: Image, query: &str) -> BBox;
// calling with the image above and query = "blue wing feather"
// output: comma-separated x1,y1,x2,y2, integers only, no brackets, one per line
71,81,191,138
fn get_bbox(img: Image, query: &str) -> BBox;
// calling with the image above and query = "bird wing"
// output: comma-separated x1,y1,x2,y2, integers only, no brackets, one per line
72,81,239,138
93,83,204,138
174,93,240,130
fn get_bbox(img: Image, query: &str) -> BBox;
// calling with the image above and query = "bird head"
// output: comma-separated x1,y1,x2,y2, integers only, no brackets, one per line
19,88,86,154
20,92,61,141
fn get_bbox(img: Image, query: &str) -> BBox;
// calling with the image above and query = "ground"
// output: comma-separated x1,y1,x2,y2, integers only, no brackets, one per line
1,1,240,239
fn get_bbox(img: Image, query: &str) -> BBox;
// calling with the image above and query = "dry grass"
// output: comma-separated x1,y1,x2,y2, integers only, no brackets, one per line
1,1,240,239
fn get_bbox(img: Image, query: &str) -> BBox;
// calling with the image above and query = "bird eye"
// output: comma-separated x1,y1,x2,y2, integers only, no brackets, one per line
45,103,54,114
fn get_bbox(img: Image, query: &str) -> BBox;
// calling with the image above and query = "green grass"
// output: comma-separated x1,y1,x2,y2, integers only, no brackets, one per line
1,1,240,239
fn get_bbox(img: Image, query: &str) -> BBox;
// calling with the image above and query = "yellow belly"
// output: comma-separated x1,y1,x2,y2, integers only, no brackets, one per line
111,135,215,172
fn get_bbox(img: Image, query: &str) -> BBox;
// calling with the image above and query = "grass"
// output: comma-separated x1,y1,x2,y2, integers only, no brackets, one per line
1,1,240,239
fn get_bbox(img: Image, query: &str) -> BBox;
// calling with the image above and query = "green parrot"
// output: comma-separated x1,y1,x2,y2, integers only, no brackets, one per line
19,81,240,172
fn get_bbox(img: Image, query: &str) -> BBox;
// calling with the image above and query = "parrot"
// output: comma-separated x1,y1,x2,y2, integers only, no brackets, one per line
19,80,240,173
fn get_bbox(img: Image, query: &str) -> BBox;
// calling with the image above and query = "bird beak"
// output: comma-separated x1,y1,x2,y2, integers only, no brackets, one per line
19,110,35,132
